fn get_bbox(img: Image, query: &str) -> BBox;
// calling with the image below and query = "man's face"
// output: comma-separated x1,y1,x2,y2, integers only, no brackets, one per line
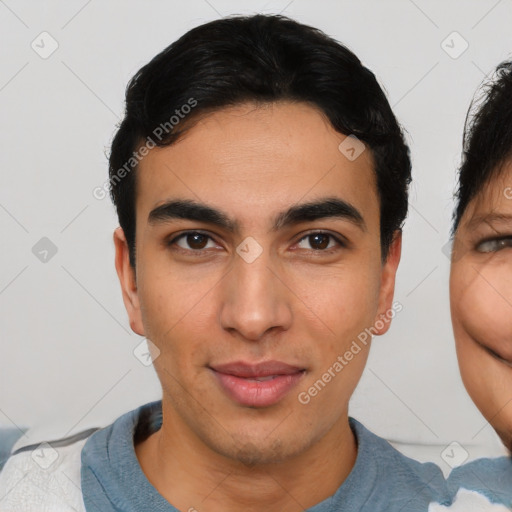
450,165,512,451
115,101,400,464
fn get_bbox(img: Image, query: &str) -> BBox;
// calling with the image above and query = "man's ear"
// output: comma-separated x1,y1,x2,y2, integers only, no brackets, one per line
373,230,402,336
113,227,145,336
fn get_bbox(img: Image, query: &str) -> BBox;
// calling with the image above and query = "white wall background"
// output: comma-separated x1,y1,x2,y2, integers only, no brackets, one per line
1,0,510,469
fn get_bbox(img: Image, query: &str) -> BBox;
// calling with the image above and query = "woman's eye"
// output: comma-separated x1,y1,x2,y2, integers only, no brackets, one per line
170,232,218,251
296,232,342,251
477,237,512,253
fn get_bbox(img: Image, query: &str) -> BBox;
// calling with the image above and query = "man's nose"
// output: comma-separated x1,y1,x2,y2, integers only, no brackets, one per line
219,243,293,342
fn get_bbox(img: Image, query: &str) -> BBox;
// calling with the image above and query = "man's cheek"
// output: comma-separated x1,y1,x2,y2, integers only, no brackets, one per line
318,278,374,320
140,281,197,330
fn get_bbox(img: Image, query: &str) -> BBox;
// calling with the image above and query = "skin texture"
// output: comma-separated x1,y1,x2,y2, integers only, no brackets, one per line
450,164,512,451
114,101,401,511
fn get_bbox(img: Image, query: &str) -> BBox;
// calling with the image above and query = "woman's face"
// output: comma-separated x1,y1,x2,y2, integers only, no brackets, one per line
450,163,512,450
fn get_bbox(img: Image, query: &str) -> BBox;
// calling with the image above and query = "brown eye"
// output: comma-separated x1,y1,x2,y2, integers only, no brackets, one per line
186,233,209,249
296,232,343,251
309,233,330,250
170,231,217,251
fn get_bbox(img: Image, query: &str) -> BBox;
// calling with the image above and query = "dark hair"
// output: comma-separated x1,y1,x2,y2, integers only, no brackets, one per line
453,60,512,232
108,14,411,267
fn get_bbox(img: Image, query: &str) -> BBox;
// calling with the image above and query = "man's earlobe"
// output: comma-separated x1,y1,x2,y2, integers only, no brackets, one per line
374,231,402,336
113,227,145,336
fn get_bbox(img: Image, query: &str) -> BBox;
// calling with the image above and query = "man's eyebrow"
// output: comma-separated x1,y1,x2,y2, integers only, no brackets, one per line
148,200,239,231
272,197,366,231
147,197,366,232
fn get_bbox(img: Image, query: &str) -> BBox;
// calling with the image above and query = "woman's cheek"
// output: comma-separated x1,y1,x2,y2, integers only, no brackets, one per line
456,264,512,354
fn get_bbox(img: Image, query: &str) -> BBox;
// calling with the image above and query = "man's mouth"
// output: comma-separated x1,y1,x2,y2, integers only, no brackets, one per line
209,360,306,407
245,375,280,382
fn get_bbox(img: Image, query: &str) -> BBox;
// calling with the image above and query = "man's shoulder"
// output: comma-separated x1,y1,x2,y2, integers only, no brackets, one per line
344,419,452,510
445,456,512,509
0,429,96,512
351,418,448,483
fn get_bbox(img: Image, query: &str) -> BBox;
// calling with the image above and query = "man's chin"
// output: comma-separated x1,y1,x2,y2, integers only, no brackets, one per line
233,440,286,467
207,431,312,468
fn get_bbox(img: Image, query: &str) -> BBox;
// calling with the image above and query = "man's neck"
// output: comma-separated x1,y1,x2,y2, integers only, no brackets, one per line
134,404,357,512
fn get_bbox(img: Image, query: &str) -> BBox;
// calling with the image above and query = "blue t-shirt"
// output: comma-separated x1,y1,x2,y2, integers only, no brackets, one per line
446,456,512,508
80,400,451,511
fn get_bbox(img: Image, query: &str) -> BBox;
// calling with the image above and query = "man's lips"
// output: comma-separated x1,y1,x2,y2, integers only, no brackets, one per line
211,360,305,378
209,360,306,407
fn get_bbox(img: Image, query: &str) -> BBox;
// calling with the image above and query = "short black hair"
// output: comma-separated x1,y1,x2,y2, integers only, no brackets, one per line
453,60,512,232
108,14,411,267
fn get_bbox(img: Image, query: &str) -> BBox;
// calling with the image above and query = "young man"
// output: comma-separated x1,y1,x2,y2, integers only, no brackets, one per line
0,14,452,511
446,60,512,508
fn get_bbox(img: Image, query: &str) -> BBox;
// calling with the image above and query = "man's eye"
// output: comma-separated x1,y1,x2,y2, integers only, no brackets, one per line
295,232,343,251
169,231,218,251
476,237,512,253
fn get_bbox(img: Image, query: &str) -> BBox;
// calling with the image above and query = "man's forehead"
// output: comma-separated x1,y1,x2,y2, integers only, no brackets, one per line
134,102,378,226
137,102,371,172
136,145,376,206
